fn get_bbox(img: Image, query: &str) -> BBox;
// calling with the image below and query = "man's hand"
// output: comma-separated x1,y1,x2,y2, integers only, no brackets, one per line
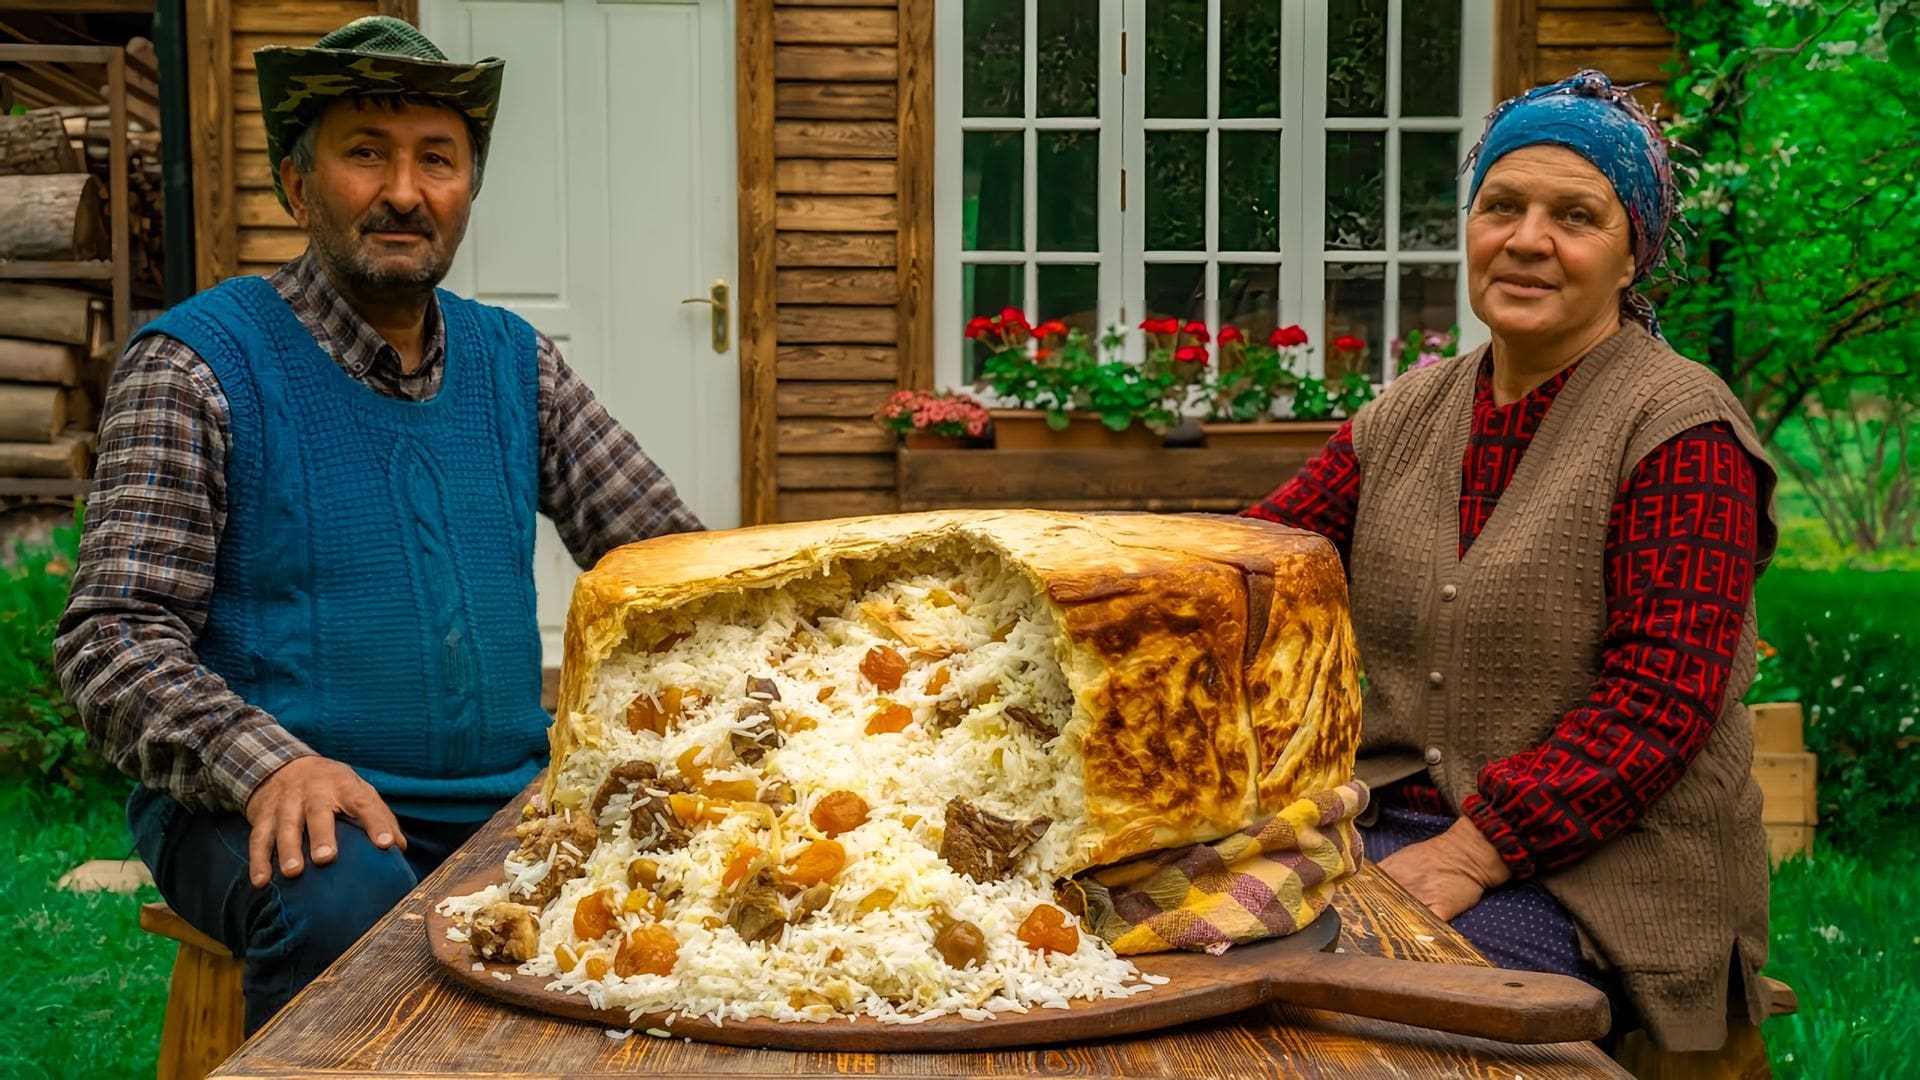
244,756,406,887
1377,816,1513,921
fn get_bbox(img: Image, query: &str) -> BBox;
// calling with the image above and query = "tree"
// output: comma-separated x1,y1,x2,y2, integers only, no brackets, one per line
1649,0,1920,553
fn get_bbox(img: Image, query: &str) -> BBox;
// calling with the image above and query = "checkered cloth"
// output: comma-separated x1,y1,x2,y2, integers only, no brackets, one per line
1065,781,1369,956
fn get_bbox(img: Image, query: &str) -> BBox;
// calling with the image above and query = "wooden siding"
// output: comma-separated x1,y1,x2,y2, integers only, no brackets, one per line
187,0,419,288
741,0,923,524
1498,0,1675,109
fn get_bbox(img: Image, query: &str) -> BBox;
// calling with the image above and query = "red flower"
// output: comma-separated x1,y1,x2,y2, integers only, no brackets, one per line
964,315,994,340
1034,347,1053,361
1034,320,1069,338
1269,325,1309,348
1183,321,1210,343
1174,345,1209,365
1000,307,1031,329
1218,326,1246,345
1333,334,1366,352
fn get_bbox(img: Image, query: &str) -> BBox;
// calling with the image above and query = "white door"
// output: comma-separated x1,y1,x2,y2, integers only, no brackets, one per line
423,0,739,660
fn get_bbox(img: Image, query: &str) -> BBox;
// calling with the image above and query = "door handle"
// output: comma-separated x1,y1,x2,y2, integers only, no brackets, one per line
680,280,730,354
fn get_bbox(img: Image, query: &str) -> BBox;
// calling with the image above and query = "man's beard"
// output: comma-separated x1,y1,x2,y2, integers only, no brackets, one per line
306,196,461,303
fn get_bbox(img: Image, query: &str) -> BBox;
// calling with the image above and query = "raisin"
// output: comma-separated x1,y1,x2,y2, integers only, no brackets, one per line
860,646,909,691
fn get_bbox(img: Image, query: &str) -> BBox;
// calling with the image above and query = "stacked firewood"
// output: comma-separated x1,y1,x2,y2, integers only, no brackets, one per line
0,283,99,484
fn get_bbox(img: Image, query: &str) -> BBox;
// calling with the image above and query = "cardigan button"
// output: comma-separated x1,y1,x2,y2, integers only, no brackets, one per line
1428,671,1445,687
1441,584,1458,601
1425,746,1444,766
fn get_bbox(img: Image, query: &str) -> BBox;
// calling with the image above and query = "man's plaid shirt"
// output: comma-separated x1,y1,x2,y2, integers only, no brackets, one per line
54,253,704,813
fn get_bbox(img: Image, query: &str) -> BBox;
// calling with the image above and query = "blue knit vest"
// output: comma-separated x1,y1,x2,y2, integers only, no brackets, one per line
135,276,549,821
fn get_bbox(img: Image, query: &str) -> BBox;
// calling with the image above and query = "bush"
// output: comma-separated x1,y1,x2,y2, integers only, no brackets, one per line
0,516,114,796
1750,569,1920,851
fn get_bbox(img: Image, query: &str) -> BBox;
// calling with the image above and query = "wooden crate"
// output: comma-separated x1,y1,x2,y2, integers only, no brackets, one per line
1752,702,1816,861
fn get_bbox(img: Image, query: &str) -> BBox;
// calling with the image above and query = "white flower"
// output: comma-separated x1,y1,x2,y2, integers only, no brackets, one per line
1831,675,1846,688
1819,924,1846,943
1900,717,1914,733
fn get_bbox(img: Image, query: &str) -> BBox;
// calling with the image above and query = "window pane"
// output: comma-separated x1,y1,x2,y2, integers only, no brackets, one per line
1145,263,1206,323
1324,262,1384,380
1398,263,1458,345
1146,131,1205,251
1400,132,1460,250
1221,0,1280,119
1037,131,1100,252
1038,264,1102,335
1326,0,1387,118
1219,262,1280,342
1038,0,1100,117
963,131,1024,252
1325,132,1386,251
1219,132,1280,252
1146,0,1207,118
964,0,1024,118
1401,0,1462,118
964,264,1025,380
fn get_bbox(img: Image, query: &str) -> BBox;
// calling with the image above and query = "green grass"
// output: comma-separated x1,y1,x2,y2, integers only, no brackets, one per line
1765,825,1920,1077
0,784,170,1080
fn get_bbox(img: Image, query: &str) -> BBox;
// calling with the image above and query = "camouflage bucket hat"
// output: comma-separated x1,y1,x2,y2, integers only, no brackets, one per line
254,16,504,208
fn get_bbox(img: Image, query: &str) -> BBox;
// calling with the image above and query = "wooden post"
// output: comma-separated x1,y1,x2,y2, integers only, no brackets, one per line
140,902,246,1080
737,0,778,525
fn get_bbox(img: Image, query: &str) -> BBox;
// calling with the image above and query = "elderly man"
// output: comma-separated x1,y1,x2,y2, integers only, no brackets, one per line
55,17,702,1032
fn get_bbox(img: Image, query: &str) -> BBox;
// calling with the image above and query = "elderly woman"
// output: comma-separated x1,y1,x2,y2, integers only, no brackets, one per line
1244,72,1776,1053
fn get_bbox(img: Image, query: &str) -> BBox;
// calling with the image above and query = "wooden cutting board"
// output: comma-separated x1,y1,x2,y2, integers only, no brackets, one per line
427,862,1609,1051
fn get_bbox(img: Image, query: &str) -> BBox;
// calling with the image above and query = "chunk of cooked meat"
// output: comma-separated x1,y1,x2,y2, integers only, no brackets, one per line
793,882,833,922
629,776,695,853
590,760,659,819
726,869,788,944
731,701,783,765
511,810,600,907
938,798,1052,883
1002,704,1056,741
469,901,540,962
745,675,781,702
932,698,967,732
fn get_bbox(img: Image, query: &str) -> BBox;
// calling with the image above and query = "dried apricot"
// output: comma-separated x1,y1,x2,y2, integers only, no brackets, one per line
810,790,870,837
815,686,836,702
860,645,909,691
1016,904,1079,954
724,845,764,889
627,857,660,889
864,703,913,735
554,943,580,972
582,954,610,980
615,924,679,978
786,839,847,887
926,665,951,695
622,888,653,914
626,695,665,735
668,792,728,826
573,888,615,941
676,745,708,785
856,888,896,915
701,777,759,802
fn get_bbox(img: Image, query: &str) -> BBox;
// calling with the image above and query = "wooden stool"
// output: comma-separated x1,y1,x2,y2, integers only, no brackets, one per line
139,902,246,1080
1613,975,1799,1079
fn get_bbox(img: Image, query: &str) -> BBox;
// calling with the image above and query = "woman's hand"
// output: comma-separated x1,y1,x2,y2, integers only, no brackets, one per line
1377,816,1514,921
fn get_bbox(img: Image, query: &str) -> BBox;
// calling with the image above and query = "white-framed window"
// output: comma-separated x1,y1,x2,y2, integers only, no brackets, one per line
936,0,1495,386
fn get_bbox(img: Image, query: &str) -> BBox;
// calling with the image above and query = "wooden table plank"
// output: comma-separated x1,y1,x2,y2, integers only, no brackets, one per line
213,786,1629,1079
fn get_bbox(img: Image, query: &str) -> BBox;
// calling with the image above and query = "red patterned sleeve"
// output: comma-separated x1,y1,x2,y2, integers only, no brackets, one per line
1240,419,1362,563
1462,423,1760,879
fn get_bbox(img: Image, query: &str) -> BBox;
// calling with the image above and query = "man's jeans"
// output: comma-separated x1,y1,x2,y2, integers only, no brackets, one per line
127,785,485,1034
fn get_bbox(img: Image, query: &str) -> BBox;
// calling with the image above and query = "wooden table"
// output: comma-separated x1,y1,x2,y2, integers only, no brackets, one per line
212,789,1630,1079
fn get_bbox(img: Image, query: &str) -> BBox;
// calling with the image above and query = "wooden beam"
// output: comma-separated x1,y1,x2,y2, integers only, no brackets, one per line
187,0,235,287
1495,0,1537,99
775,230,897,267
775,345,899,380
776,417,894,453
775,158,896,194
895,0,934,392
233,2,383,35
1536,9,1671,47
376,0,420,23
772,7,898,45
775,194,898,231
775,268,899,304
777,453,896,490
1534,45,1672,85
775,380,895,418
0,0,150,11
773,119,898,158
897,446,1326,507
737,0,779,525
776,487,897,522
774,81,896,120
777,304,897,344
774,45,897,81
235,227,305,263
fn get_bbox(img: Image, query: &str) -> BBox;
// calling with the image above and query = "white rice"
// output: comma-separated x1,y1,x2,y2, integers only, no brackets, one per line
442,543,1157,1024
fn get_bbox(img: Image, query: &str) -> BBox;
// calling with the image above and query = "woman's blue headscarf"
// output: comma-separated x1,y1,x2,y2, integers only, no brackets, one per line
1465,70,1679,337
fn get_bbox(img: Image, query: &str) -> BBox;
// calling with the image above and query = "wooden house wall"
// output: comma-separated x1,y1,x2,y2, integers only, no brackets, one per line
1498,0,1675,105
185,0,418,289
738,0,931,525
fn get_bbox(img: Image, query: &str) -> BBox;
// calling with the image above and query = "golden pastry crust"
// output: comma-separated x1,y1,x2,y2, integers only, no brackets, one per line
550,510,1361,872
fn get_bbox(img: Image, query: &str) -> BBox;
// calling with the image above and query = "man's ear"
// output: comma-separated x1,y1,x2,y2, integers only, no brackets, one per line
280,155,310,229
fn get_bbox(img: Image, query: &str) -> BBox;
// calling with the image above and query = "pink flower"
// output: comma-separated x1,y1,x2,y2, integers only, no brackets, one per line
1218,326,1246,345
1412,350,1443,370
